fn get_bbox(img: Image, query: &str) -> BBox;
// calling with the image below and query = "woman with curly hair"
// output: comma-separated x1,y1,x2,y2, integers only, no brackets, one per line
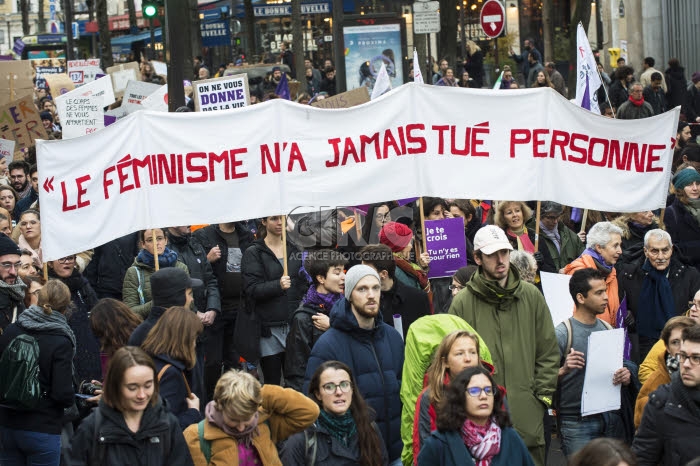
417,366,533,466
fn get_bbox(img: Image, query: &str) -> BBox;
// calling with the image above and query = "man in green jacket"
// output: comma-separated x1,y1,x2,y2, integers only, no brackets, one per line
448,225,559,466
526,201,585,272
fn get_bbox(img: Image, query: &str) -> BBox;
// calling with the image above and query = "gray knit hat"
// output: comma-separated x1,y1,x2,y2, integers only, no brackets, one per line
344,264,381,300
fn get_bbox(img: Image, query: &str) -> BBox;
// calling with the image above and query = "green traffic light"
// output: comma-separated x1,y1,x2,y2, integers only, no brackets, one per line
143,4,157,17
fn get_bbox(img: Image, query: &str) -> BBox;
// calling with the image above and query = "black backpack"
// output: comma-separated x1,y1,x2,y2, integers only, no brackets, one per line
0,332,42,409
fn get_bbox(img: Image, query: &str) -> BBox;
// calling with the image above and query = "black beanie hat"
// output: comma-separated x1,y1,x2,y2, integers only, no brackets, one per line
150,268,203,308
0,233,21,257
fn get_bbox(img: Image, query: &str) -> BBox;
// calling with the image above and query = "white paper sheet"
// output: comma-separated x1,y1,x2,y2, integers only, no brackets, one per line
581,328,624,416
392,314,403,341
540,272,574,327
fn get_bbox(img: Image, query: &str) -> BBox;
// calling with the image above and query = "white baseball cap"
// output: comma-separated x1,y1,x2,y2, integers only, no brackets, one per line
473,225,514,255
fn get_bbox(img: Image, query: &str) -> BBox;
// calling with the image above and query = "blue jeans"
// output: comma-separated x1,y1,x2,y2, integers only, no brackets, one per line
559,412,623,458
0,426,61,466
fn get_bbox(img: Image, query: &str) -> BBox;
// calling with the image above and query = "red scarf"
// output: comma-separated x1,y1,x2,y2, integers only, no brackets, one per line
460,418,501,466
628,94,645,107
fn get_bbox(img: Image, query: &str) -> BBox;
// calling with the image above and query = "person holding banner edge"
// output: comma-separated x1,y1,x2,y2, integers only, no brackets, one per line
241,215,303,386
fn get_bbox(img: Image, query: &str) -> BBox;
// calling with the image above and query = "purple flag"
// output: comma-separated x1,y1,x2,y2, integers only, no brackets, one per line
616,297,632,360
276,72,290,100
581,75,591,110
570,207,583,223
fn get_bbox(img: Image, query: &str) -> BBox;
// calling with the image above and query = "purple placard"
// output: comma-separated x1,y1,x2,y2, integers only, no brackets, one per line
426,217,467,279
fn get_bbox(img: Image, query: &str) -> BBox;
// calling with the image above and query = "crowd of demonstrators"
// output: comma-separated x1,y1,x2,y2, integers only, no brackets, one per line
2,51,700,466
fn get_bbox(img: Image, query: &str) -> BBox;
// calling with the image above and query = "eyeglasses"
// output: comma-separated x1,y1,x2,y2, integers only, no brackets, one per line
0,261,21,270
321,380,352,394
677,352,700,366
449,284,464,291
58,256,76,264
466,386,495,397
689,301,700,309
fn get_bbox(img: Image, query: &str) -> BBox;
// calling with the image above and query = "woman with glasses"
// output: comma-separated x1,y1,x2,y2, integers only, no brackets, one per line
48,253,101,384
417,366,533,466
183,369,318,465
17,209,42,268
362,202,399,245
413,330,492,463
281,360,387,466
122,228,189,319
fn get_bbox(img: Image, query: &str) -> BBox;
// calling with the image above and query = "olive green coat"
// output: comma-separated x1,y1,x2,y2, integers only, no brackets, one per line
122,259,190,318
448,266,559,466
526,218,584,271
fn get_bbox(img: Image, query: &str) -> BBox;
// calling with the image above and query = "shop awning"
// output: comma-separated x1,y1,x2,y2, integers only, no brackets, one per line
110,28,162,53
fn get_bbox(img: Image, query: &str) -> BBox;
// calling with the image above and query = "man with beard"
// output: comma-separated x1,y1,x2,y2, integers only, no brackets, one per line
509,38,542,85
15,164,39,217
555,268,631,458
8,161,31,200
0,234,24,332
304,265,405,466
449,225,559,466
263,66,284,94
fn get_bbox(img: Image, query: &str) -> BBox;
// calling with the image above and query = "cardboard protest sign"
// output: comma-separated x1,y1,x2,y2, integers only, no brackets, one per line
71,75,116,108
35,65,65,90
140,84,168,112
0,61,34,106
0,138,15,165
68,59,103,86
55,92,105,139
106,62,140,98
36,85,679,260
193,73,249,112
121,80,162,113
0,95,48,150
425,217,468,279
311,86,370,109
44,73,76,96
152,61,167,77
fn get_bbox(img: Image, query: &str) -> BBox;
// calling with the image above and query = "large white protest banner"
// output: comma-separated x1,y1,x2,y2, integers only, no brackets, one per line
193,73,249,112
37,84,679,260
67,59,103,87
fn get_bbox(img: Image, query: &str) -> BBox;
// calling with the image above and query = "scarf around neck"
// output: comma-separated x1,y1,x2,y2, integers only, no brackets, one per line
685,199,700,225
137,247,178,269
468,266,519,307
539,223,561,252
637,259,675,338
628,94,645,107
318,409,357,447
0,275,26,302
582,248,613,271
16,304,76,356
302,285,342,310
460,418,501,466
666,352,680,375
205,400,260,446
506,227,535,253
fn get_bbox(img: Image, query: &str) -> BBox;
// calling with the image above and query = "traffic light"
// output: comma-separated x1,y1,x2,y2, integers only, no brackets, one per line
143,1,158,18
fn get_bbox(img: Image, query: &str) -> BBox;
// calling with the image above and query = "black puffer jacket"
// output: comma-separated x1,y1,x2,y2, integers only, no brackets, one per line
49,268,101,383
241,238,303,325
632,372,700,466
84,232,139,300
280,420,388,466
66,398,194,466
0,287,25,333
284,302,327,391
0,321,74,435
167,233,221,313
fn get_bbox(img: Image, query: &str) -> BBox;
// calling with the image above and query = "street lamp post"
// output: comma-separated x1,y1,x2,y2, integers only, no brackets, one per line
6,15,11,54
